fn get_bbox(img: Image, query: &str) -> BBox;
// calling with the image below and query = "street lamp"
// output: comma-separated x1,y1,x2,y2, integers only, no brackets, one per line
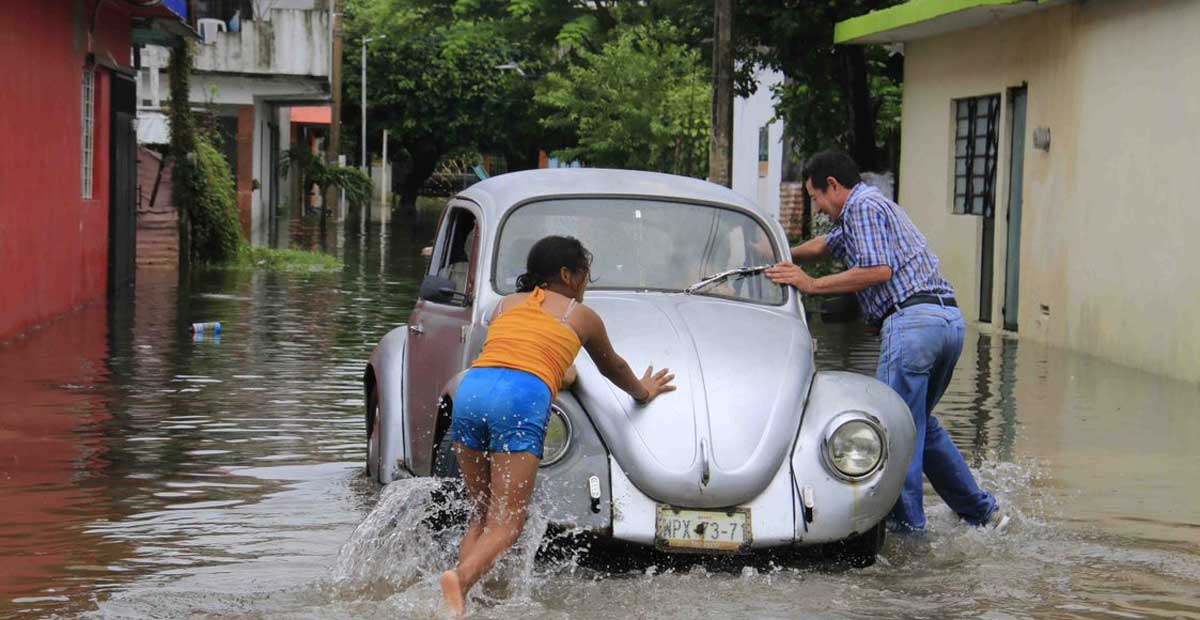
494,61,526,77
361,34,386,172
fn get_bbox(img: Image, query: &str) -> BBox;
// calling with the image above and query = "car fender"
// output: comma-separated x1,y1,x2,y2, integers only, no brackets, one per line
790,371,916,543
368,325,412,483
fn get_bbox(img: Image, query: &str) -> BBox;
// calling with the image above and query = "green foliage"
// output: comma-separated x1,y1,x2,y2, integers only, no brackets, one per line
219,246,344,273
345,0,550,204
343,0,717,203
167,43,196,157
554,13,602,52
280,145,374,208
168,42,197,264
168,42,242,264
185,136,244,264
870,58,903,148
537,21,710,176
343,0,910,192
735,0,906,169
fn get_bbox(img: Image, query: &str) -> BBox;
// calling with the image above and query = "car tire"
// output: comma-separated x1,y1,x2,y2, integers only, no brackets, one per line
432,423,462,479
426,409,468,531
365,381,380,482
830,520,886,568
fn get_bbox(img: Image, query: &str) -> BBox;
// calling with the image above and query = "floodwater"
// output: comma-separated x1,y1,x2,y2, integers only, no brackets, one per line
2,214,1198,620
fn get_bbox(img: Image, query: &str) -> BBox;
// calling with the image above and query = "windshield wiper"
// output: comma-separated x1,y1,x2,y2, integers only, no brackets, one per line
684,264,774,295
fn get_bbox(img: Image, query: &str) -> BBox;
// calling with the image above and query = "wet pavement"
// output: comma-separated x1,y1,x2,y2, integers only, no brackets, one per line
1,213,1198,620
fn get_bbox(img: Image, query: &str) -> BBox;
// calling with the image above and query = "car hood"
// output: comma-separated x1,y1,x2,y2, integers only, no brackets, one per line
570,292,813,508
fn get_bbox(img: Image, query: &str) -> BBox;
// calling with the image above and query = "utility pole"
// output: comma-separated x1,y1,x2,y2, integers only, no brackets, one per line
709,0,734,187
325,0,344,215
360,38,367,171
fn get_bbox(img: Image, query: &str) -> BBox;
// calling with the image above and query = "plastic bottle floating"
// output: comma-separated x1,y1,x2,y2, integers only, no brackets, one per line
190,322,222,335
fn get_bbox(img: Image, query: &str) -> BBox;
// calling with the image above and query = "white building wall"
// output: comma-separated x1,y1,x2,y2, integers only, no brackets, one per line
194,8,331,78
732,67,785,221
190,73,327,106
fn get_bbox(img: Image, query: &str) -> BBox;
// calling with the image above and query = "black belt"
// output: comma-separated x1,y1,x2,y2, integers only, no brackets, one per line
881,294,957,323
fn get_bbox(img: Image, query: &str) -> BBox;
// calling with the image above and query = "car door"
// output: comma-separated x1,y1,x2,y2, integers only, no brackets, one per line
406,202,482,474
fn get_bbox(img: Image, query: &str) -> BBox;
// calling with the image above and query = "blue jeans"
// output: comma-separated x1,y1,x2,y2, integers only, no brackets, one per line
877,303,998,531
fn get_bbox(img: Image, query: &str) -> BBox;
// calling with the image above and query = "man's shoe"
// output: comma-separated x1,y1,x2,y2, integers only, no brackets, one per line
984,509,1011,533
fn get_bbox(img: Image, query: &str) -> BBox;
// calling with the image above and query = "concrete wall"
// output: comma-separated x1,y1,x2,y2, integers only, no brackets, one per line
193,8,331,78
251,0,325,12
897,0,1200,382
732,68,784,221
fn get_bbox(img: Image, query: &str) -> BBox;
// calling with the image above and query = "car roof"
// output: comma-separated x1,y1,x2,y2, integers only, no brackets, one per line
456,168,763,220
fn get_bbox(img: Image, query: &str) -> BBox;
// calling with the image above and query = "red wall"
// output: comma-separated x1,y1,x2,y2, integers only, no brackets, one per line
0,2,134,342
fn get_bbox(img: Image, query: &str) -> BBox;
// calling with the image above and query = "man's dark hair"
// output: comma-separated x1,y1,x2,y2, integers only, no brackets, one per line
802,151,861,191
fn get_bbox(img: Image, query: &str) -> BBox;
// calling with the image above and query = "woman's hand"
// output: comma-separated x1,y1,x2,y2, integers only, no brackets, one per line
562,365,579,389
635,366,676,404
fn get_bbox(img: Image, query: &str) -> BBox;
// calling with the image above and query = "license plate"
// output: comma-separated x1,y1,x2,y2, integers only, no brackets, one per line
655,506,751,552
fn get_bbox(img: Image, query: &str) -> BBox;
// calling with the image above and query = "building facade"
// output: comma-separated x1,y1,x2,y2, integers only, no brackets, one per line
836,0,1200,382
0,1,188,343
138,0,334,245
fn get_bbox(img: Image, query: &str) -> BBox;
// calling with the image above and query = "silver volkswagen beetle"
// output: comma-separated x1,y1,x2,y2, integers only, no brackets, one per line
364,169,915,566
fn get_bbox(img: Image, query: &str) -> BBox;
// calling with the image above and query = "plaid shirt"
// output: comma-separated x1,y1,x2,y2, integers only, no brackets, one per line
825,183,954,322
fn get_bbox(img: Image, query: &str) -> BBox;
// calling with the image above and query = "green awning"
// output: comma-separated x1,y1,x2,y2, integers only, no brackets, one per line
835,0,1071,45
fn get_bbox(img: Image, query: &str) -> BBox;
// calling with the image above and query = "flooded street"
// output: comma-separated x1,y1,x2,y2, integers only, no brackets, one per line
2,216,1198,620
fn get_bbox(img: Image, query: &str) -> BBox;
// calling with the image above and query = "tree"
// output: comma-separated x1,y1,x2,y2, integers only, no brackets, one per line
342,0,724,206
344,0,553,209
170,42,242,265
735,0,905,171
280,144,373,239
537,21,711,177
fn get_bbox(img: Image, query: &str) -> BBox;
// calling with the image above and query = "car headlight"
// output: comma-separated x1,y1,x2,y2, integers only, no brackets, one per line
540,404,572,467
823,413,885,480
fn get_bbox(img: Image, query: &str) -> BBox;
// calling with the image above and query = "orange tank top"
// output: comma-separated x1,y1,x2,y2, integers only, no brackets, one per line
471,287,583,398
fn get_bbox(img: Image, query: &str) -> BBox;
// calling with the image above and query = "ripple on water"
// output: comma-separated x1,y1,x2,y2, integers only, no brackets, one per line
2,219,1198,620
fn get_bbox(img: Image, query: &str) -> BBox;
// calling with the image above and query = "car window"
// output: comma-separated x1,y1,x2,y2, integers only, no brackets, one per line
495,198,784,305
434,207,478,304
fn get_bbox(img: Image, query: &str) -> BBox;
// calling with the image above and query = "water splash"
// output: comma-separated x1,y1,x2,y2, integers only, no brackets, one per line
329,477,552,611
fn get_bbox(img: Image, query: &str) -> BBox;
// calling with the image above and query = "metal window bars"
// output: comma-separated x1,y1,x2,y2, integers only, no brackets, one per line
953,95,1000,216
81,68,95,200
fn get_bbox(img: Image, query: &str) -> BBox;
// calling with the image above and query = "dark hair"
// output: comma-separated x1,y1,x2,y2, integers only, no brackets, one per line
515,235,593,292
802,151,861,191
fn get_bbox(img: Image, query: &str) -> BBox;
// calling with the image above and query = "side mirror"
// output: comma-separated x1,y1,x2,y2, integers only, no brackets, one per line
419,274,468,305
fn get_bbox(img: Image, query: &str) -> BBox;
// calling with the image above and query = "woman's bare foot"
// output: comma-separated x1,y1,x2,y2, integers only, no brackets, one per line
440,570,465,617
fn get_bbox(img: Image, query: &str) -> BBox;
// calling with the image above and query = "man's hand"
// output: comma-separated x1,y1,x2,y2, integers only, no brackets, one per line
768,263,892,296
766,262,817,294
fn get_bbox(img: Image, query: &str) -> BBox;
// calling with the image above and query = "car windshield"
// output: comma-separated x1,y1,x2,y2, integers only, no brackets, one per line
494,198,786,305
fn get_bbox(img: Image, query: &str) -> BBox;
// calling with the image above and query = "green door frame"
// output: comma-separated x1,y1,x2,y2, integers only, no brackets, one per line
1003,86,1028,332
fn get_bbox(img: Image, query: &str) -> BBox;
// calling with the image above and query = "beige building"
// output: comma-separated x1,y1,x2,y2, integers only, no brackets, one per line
836,0,1200,383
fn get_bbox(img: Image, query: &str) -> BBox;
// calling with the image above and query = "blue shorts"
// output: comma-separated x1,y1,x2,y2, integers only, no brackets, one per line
449,367,553,459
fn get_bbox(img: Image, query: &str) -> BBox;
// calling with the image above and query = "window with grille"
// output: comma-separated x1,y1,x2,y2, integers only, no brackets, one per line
952,95,1000,216
81,68,95,200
